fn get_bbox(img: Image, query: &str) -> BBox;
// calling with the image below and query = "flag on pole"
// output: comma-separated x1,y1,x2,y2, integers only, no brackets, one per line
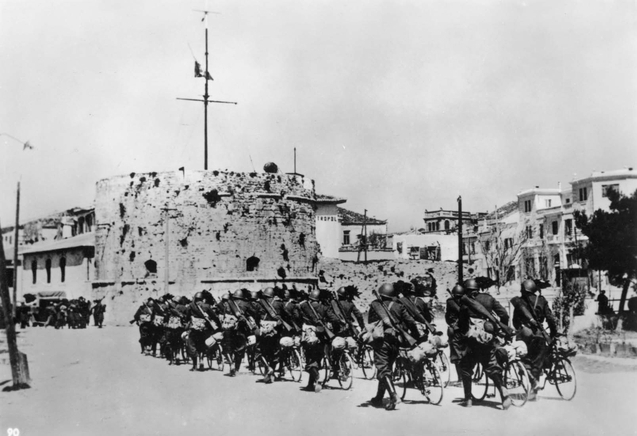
205,71,213,81
23,141,33,151
195,61,203,78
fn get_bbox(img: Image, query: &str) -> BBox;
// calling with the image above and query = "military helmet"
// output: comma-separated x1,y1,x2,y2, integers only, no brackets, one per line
194,292,204,301
233,289,245,300
221,292,230,301
263,287,275,298
309,289,321,301
378,283,395,298
337,287,347,298
521,279,538,294
283,289,291,300
451,285,465,298
463,279,479,292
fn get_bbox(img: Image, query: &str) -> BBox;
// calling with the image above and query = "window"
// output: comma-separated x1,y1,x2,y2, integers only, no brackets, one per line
579,187,588,202
602,184,619,198
524,200,532,213
565,198,571,204
526,226,533,239
565,219,573,237
45,258,52,283
246,256,260,272
343,230,350,245
504,238,513,249
444,220,450,231
60,257,66,283
552,221,558,235
144,259,157,274
484,241,491,252
539,224,544,239
545,199,552,208
31,260,37,284
397,242,403,254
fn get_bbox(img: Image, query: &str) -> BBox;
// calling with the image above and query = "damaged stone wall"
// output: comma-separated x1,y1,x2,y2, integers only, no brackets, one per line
94,170,320,324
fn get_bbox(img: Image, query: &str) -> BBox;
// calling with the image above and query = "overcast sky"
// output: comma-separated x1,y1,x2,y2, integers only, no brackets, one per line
1,0,636,232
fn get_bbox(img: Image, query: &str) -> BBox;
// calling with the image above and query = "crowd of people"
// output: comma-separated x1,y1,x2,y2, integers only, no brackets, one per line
132,276,564,411
15,297,107,329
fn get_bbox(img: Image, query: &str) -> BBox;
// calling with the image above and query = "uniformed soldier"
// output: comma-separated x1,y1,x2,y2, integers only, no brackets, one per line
367,283,420,410
256,287,289,383
298,289,341,392
445,285,466,385
224,289,261,376
458,278,512,410
398,282,433,338
185,292,222,371
133,298,155,354
164,295,189,364
91,299,106,328
511,279,557,401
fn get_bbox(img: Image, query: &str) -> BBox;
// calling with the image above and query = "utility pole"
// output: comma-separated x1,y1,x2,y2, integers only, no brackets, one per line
0,221,30,390
457,196,463,285
177,10,237,170
356,209,368,264
162,208,177,294
12,181,20,319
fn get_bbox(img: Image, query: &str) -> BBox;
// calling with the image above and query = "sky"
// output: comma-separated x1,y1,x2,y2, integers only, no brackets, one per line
1,0,636,232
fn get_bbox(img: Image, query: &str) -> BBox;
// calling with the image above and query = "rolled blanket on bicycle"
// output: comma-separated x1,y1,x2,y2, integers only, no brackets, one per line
293,335,302,347
212,331,224,341
345,336,358,350
153,317,166,327
407,342,437,363
428,335,448,348
247,335,257,346
139,313,151,323
222,314,238,330
332,336,347,350
181,331,189,341
302,324,320,345
190,317,207,331
166,316,181,329
260,320,278,336
205,336,217,348
513,340,528,357
280,336,295,348
466,318,495,344
556,339,577,357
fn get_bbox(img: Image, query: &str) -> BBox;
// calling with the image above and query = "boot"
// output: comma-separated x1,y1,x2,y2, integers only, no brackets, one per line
302,367,318,392
461,374,473,406
528,377,538,402
190,355,198,372
497,385,512,410
370,378,386,407
384,376,398,410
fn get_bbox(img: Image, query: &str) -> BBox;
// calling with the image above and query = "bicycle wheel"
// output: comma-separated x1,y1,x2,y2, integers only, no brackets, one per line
338,352,354,390
505,361,530,407
257,354,268,376
553,358,577,400
472,362,489,401
399,367,409,401
434,350,452,388
286,348,303,382
423,361,444,405
318,356,331,387
361,346,377,380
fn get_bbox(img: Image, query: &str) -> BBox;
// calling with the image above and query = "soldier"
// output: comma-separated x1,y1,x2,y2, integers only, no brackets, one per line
457,278,512,410
224,289,261,376
163,295,188,364
445,285,466,385
18,302,31,329
256,287,290,383
367,283,420,410
91,299,106,328
78,297,91,328
511,279,557,401
398,282,434,338
133,298,155,354
185,292,222,371
298,289,342,393
328,287,365,378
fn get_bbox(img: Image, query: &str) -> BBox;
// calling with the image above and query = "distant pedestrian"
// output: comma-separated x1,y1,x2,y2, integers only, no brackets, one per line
91,299,106,328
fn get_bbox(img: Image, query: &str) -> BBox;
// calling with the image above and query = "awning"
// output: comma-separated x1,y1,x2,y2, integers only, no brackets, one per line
37,291,67,299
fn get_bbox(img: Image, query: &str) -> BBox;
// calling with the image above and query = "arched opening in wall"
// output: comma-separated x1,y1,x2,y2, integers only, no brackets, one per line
60,257,66,283
78,216,85,234
31,260,37,284
444,220,450,231
45,258,52,283
246,256,260,272
144,260,158,274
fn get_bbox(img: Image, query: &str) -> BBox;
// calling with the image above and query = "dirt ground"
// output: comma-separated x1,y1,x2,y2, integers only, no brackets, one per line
2,325,637,436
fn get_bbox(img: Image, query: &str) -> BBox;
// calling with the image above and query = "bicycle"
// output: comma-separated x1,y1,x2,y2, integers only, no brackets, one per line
277,345,304,382
355,343,377,380
433,348,451,388
471,348,531,407
537,334,577,400
394,348,444,405
205,342,225,371
320,344,354,390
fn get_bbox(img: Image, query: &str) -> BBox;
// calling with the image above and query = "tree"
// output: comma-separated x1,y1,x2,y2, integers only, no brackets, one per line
574,188,637,314
478,220,530,291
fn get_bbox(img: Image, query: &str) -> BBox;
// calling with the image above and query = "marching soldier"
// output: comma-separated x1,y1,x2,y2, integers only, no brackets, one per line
91,299,106,328
511,279,557,401
256,287,291,383
367,283,420,410
298,289,342,393
445,285,466,385
185,292,222,371
224,289,261,376
457,278,512,410
133,298,155,354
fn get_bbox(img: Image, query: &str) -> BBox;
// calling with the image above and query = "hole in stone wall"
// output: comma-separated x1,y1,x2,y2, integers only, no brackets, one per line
246,256,260,272
144,259,157,274
299,233,306,248
277,267,287,279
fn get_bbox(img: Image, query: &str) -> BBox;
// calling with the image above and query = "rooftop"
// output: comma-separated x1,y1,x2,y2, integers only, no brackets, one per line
338,207,386,225
19,232,95,255
571,167,637,184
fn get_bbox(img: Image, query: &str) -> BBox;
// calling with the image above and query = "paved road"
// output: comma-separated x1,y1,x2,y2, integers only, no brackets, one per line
1,327,636,436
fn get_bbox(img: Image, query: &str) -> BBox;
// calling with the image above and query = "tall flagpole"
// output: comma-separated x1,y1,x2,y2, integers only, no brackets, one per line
177,10,237,171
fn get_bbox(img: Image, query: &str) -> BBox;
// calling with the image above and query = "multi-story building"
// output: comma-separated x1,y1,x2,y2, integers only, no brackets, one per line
423,209,486,234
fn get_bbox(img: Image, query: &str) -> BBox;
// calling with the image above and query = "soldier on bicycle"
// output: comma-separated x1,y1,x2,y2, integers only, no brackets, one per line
185,292,222,371
510,279,557,401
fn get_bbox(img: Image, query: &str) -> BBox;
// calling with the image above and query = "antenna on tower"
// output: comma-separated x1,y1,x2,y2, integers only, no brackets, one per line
177,9,237,171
